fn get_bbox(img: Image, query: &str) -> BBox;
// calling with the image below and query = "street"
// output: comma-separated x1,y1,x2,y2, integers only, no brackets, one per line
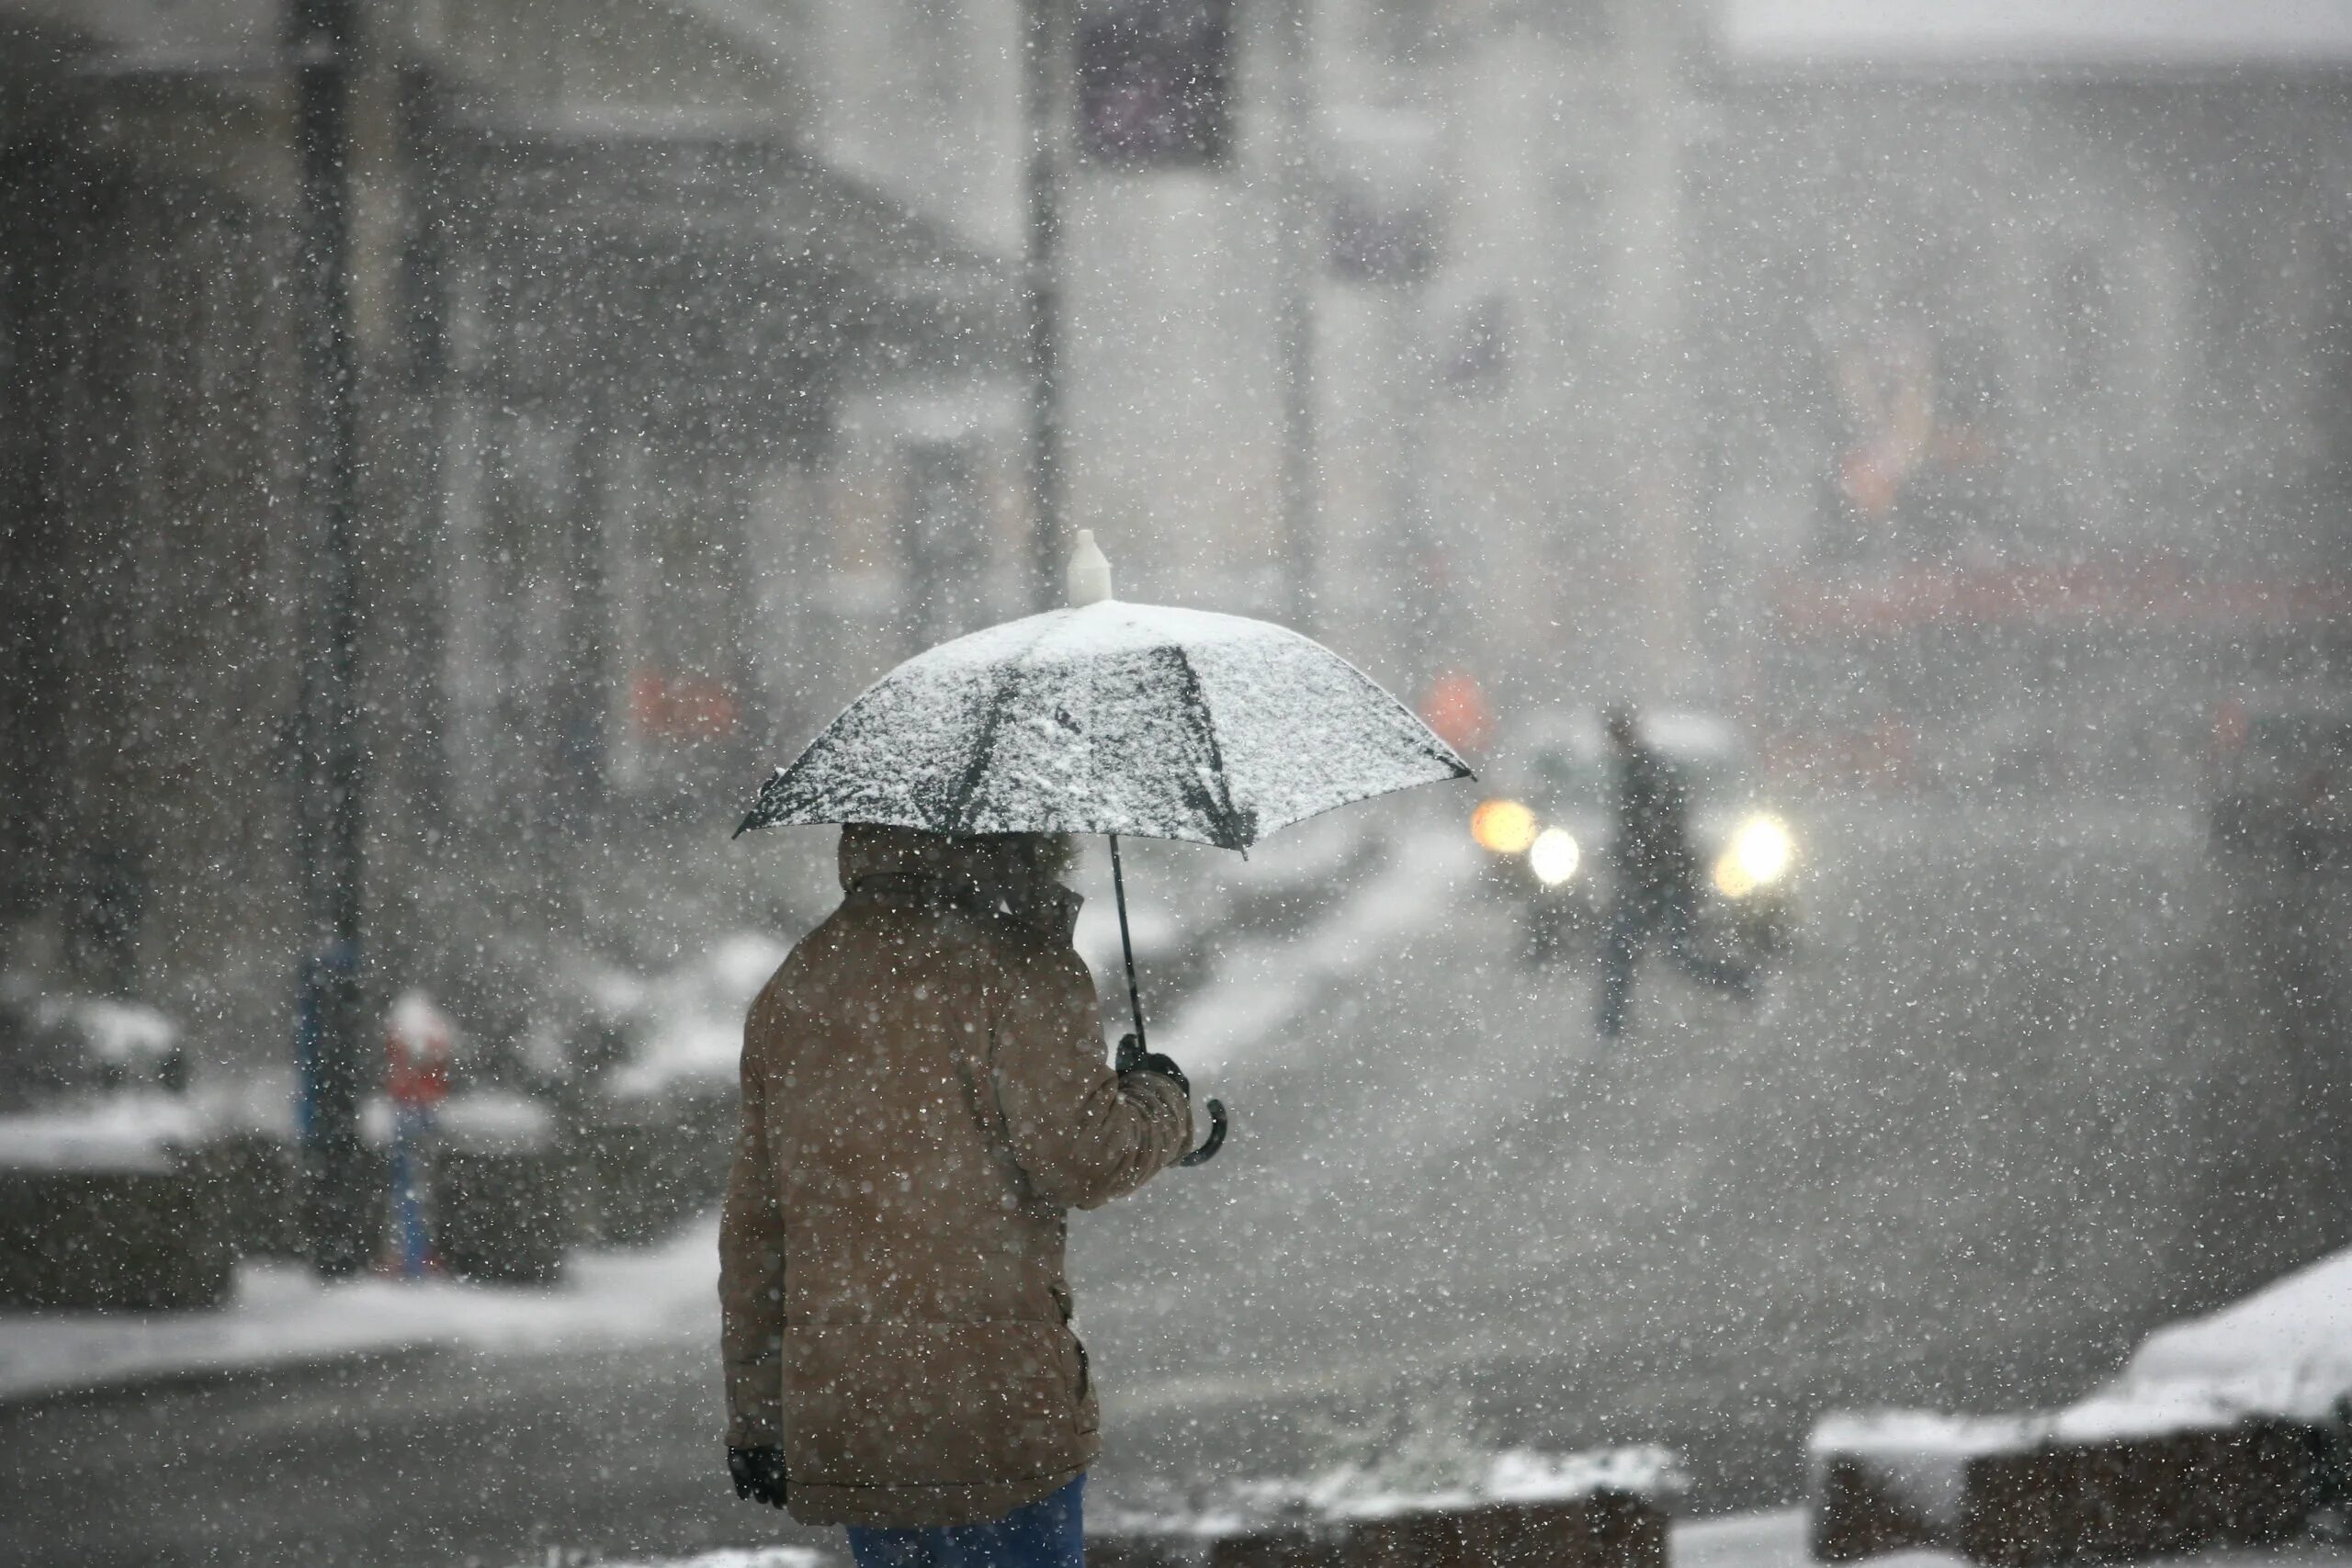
0,791,2336,1567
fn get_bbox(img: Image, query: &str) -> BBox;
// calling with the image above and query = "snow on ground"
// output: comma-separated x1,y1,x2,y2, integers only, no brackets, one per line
1099,1444,1687,1539
1674,1509,1814,1568
509,1551,825,1568
1154,823,1475,1077
1261,1443,1685,1526
0,1217,719,1404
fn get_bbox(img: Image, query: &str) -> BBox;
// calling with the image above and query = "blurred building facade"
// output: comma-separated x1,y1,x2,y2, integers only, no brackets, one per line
3,0,2349,1076
0,0,1024,1068
1355,0,2352,788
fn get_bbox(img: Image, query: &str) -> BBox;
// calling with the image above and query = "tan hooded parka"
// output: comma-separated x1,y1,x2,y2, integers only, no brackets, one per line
719,826,1193,1528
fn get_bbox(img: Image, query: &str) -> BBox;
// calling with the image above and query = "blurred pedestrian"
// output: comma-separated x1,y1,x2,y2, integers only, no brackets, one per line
1597,705,1753,1037
382,989,454,1277
720,825,1193,1567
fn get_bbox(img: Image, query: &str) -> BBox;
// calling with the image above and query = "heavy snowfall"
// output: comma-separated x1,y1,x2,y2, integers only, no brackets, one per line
2,2,2350,1566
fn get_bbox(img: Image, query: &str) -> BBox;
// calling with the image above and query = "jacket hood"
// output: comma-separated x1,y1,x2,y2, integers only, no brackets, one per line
836,825,1084,944
838,824,1004,896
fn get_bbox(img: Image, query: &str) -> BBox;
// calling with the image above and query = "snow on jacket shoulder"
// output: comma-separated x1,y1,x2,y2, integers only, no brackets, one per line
718,827,1192,1528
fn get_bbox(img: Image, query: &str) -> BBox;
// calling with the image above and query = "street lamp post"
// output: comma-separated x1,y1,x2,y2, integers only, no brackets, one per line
288,0,372,1276
1273,0,1319,633
1023,0,1069,611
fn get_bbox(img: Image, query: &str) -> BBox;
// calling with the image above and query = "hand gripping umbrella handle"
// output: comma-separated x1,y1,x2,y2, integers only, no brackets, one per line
1110,833,1228,1168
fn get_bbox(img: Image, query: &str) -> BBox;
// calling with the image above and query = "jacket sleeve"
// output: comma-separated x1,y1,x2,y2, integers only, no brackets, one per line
718,994,786,1449
989,944,1193,1210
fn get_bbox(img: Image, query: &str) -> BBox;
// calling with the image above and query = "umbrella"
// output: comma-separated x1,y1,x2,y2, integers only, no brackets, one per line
736,532,1474,1162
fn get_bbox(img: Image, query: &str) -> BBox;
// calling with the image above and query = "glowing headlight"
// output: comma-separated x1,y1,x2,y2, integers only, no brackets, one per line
1471,798,1539,855
1713,815,1794,899
1528,828,1581,886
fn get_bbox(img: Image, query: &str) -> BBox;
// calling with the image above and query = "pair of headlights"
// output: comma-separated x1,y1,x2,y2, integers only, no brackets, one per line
1470,800,1795,897
1468,799,1584,887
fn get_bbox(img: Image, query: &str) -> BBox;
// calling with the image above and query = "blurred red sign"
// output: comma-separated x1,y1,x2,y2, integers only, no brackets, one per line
631,671,739,739
1421,670,1494,757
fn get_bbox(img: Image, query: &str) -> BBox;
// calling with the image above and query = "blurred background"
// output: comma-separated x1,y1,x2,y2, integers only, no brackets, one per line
2,1,2350,1563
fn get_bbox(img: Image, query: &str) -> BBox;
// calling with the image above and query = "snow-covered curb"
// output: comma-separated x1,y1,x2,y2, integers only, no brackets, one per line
0,1217,720,1404
1811,1243,2352,1554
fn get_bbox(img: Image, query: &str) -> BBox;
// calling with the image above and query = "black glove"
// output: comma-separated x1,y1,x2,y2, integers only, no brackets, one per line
729,1446,788,1508
1115,1032,1190,1097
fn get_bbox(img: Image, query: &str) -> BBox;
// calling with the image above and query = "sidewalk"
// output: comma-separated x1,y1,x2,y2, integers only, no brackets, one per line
484,1510,2352,1568
1676,1511,2352,1568
0,1216,719,1404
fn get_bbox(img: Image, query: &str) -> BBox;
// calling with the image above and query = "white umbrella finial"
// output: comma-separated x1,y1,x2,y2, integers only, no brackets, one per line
1067,529,1114,606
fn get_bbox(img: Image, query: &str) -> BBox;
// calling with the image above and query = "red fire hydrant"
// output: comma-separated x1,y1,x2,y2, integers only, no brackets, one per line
383,990,455,1277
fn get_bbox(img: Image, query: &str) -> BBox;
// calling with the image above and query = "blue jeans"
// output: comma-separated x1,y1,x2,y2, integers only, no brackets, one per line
846,1475,1085,1568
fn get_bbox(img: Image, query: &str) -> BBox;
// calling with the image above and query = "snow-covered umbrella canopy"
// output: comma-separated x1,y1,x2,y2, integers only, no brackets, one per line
736,600,1472,850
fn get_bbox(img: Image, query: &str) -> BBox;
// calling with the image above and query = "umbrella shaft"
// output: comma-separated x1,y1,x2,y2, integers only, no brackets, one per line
1109,833,1147,1052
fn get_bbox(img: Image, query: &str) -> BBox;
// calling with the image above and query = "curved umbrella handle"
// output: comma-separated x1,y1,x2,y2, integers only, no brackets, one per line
1177,1098,1227,1167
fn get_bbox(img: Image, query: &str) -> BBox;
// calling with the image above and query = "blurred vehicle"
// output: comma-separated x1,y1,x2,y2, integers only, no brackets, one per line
2209,701,2352,872
1468,710,1802,970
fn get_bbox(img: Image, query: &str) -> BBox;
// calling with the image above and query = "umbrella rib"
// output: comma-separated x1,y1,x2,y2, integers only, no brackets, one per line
1164,644,1252,850
944,659,1021,832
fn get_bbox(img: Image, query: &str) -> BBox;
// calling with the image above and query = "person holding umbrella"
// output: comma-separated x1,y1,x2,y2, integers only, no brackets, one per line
723,534,1471,1562
720,821,1192,1562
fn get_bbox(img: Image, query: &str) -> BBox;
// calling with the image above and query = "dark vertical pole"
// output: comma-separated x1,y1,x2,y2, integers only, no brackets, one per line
1274,0,1319,633
288,0,372,1277
1023,0,1067,611
555,396,613,841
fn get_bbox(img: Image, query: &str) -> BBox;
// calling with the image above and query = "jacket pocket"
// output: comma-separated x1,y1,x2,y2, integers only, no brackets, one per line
1068,1328,1099,1436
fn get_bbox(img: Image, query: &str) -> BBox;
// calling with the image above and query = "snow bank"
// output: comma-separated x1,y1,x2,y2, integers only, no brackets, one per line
529,1551,826,1568
359,1089,558,1156
1102,1445,1685,1540
2122,1246,2352,1421
1311,1445,1686,1522
2043,1241,2352,1435
54,997,179,1066
0,1217,720,1404
0,1093,208,1174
